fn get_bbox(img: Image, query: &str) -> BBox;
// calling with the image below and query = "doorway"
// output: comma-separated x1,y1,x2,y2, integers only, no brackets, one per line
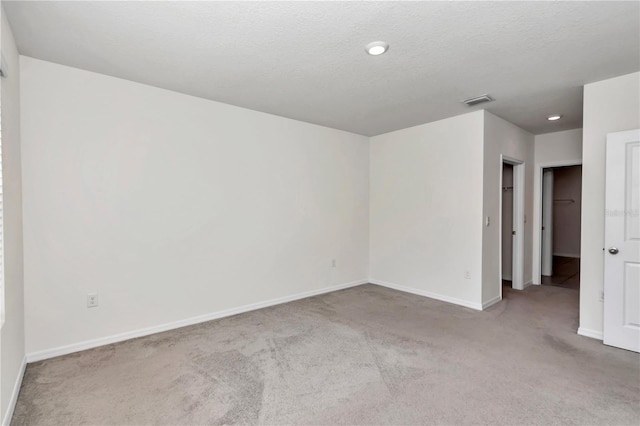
500,157,525,296
502,163,514,288
540,165,582,290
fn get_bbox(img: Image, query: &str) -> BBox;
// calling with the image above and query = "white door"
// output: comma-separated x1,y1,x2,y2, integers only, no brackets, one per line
511,162,525,290
541,170,554,276
604,129,640,353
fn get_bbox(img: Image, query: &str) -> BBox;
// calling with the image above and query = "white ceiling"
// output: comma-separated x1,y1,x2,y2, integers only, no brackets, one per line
4,1,639,136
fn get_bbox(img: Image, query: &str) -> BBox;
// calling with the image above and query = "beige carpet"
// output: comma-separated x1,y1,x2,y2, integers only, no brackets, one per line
12,284,640,425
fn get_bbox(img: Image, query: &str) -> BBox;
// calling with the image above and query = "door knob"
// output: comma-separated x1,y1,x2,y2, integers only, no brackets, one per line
608,247,619,255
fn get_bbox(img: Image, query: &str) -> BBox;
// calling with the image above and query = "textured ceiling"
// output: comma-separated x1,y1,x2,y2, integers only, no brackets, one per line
4,1,639,136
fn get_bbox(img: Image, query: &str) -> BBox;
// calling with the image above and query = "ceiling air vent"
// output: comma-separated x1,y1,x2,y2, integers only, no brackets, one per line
462,94,494,106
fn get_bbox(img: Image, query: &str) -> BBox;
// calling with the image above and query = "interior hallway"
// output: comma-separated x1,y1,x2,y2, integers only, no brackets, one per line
12,284,639,425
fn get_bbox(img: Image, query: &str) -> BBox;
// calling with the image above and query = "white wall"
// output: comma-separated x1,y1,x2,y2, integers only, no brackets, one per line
17,53,634,363
482,112,534,305
535,129,583,164
532,128,582,283
20,57,370,356
580,72,640,338
0,7,25,424
369,111,485,309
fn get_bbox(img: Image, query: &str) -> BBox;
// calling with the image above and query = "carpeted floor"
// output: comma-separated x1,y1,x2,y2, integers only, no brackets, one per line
12,284,640,425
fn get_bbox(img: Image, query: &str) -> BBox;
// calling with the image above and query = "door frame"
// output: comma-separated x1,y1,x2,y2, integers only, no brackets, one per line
533,160,582,285
541,169,554,276
500,156,525,294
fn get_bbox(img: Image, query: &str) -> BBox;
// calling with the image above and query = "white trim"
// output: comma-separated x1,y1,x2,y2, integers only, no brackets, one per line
553,252,581,259
482,295,502,310
1,356,26,426
578,327,604,341
508,280,534,291
0,74,5,330
26,279,368,362
370,279,482,311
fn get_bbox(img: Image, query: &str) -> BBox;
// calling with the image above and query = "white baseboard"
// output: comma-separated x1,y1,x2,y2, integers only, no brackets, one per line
553,252,580,259
370,279,482,311
578,327,603,341
1,356,27,426
26,279,368,363
482,295,502,310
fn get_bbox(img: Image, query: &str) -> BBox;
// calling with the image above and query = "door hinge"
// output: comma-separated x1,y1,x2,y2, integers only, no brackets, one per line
512,231,516,235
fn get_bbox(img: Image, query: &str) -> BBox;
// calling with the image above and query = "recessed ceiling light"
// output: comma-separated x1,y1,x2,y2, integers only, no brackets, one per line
365,41,389,56
547,114,562,121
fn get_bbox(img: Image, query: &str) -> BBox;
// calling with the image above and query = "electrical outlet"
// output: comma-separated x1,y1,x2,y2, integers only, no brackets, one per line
87,293,99,308
331,259,337,268
464,270,471,279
